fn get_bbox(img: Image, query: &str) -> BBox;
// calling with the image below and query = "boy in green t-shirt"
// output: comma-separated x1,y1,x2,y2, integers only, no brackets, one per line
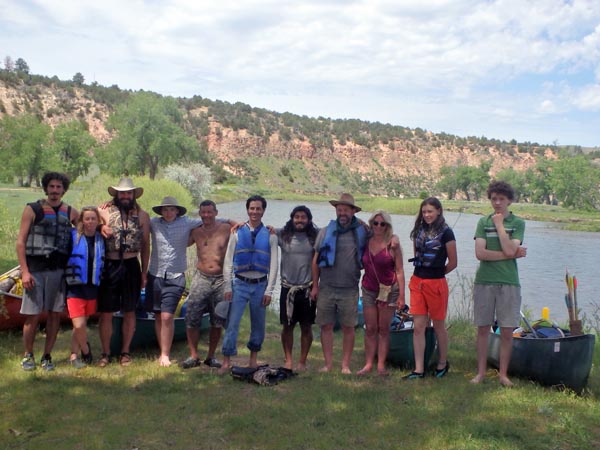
471,181,526,387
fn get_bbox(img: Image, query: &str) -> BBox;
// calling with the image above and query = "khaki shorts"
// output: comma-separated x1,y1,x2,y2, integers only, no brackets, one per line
473,284,521,328
315,285,359,328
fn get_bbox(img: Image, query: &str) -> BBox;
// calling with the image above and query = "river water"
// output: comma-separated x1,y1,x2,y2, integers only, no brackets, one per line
215,199,599,324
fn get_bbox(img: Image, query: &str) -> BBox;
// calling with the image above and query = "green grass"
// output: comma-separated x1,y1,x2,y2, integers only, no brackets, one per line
1,314,598,450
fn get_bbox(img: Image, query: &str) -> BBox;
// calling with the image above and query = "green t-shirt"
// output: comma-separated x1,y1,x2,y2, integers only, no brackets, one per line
474,213,525,286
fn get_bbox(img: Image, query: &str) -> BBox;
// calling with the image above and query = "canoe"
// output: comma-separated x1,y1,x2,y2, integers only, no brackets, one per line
0,291,74,331
387,326,437,369
109,311,209,355
487,332,596,392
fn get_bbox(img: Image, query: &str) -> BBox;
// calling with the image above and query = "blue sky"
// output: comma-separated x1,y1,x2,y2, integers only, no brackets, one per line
1,0,599,146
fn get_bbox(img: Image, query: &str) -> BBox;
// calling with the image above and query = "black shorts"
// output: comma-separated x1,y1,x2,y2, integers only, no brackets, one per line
97,258,142,313
279,286,316,326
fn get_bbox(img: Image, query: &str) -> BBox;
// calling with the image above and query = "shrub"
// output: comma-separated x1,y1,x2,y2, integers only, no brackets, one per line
163,163,213,204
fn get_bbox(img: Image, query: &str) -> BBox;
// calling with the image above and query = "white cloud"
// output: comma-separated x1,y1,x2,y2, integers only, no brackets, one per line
1,0,599,145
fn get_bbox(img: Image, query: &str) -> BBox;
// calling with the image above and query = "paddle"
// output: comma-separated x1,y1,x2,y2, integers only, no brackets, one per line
573,276,578,320
520,310,539,338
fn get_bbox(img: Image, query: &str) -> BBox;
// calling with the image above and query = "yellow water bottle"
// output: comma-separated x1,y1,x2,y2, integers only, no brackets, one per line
541,307,549,320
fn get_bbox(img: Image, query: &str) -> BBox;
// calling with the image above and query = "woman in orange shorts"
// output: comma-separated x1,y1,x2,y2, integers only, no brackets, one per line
404,198,457,379
65,207,105,368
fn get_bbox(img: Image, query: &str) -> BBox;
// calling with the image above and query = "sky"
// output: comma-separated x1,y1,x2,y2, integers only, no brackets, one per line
1,0,600,147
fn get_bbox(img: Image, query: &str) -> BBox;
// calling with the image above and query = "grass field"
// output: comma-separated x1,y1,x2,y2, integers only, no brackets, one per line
0,313,598,450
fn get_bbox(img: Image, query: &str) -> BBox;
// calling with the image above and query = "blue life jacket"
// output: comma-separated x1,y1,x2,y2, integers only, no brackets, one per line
233,224,271,274
65,230,105,286
317,220,367,268
412,225,448,268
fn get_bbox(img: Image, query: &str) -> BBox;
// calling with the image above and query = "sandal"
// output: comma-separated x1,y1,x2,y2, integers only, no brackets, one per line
98,353,110,368
119,352,132,367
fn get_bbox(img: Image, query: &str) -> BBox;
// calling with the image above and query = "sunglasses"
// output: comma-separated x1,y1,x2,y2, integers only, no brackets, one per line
372,221,387,227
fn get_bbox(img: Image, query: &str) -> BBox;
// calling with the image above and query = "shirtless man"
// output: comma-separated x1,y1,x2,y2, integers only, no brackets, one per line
180,200,233,369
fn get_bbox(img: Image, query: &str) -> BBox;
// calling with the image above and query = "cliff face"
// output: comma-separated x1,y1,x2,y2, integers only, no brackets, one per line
0,79,553,194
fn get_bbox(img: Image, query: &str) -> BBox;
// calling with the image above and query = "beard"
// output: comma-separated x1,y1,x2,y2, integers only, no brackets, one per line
114,197,135,212
294,222,308,232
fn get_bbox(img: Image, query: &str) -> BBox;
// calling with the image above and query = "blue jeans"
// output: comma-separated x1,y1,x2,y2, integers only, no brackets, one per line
221,277,268,356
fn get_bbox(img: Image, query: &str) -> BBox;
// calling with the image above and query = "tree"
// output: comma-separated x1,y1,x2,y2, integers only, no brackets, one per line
72,72,85,85
437,164,489,201
0,114,53,186
549,156,600,210
50,120,96,182
15,58,29,74
98,92,200,179
3,56,14,72
495,168,527,202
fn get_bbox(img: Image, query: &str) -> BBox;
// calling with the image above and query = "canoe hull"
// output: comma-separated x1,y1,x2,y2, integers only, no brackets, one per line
487,332,595,392
386,326,437,369
0,293,71,331
110,312,209,355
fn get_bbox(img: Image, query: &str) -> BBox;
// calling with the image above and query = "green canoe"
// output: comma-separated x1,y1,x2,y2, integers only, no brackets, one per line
110,312,209,355
487,332,595,393
386,326,437,369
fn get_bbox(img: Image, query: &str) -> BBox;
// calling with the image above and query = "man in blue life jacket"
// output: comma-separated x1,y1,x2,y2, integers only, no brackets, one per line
310,193,368,374
16,172,79,371
218,195,278,374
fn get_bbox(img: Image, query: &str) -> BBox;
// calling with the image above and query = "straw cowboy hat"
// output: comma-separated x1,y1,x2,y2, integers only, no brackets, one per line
329,193,361,212
107,178,144,199
152,196,187,216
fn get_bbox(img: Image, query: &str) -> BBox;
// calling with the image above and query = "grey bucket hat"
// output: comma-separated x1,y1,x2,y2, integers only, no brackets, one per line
152,196,187,216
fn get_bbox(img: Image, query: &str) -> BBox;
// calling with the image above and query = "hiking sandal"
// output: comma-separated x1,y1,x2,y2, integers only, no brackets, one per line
119,352,132,367
98,353,110,368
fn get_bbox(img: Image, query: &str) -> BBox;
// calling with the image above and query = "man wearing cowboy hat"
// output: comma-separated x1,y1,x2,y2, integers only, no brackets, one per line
310,193,369,374
97,178,150,367
143,196,207,367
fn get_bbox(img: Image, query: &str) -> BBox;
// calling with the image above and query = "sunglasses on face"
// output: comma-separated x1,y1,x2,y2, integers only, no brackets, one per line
372,221,387,227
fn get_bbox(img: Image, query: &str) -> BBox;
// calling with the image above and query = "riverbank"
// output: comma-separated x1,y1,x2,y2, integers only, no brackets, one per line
1,314,598,449
212,185,600,232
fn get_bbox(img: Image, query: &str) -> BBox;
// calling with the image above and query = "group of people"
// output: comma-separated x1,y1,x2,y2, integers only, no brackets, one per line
17,172,526,386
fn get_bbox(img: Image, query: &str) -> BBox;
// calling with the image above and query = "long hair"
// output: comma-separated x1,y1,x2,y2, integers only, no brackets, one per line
368,210,394,243
410,197,447,240
281,205,318,245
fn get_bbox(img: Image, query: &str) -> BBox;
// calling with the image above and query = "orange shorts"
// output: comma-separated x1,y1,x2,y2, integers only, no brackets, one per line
67,297,97,319
408,275,448,321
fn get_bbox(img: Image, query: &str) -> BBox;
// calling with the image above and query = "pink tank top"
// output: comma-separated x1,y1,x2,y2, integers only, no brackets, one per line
361,245,396,291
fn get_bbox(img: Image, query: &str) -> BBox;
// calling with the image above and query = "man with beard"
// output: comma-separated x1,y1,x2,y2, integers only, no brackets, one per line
97,178,150,367
16,172,78,371
310,193,368,374
276,205,319,371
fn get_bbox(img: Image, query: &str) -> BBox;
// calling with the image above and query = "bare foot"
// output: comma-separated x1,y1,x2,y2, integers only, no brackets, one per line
341,367,352,375
470,374,485,384
356,366,372,376
284,361,293,370
318,366,332,373
159,356,171,367
217,364,231,375
377,369,390,377
296,363,307,372
499,376,514,387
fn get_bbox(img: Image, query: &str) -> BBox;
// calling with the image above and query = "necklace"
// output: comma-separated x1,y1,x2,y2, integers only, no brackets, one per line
200,223,217,246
